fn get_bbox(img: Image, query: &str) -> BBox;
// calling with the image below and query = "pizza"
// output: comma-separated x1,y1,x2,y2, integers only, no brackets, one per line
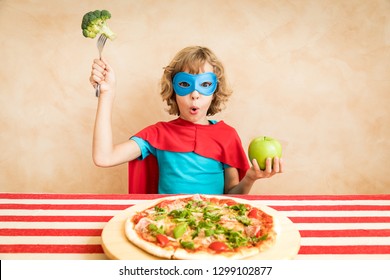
125,194,277,260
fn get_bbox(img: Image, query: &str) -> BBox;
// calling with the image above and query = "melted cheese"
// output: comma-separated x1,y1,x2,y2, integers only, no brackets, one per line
135,195,274,252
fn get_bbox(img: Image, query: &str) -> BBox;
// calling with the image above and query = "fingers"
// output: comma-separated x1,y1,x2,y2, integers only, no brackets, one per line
252,158,261,171
101,58,113,72
272,157,280,173
247,157,283,182
90,59,107,86
264,158,272,174
278,157,284,173
263,157,283,178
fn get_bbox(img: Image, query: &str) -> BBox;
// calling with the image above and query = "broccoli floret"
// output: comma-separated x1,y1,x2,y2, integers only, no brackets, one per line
81,10,116,40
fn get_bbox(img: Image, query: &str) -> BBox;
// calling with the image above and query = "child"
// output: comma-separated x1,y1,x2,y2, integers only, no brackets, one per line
90,46,283,194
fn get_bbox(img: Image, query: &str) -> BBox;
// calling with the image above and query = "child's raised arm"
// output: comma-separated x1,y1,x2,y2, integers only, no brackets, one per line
90,58,141,167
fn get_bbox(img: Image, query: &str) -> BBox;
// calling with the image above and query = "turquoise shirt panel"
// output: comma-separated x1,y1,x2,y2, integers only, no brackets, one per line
131,136,225,194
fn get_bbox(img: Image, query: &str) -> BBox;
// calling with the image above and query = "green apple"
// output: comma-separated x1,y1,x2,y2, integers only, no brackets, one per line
248,136,282,170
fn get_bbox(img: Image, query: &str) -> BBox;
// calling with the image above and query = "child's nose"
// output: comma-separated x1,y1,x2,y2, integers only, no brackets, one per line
190,90,200,99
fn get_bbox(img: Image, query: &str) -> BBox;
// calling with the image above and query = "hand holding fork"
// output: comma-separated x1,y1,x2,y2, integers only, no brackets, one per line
95,34,108,97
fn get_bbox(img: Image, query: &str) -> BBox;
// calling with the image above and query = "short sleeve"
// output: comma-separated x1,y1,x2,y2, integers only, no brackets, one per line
130,136,156,159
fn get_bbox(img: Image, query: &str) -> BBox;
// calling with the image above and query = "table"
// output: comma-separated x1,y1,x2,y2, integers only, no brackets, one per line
0,193,389,260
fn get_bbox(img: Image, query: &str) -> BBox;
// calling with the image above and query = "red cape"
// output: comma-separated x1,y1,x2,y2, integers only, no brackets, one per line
128,118,250,194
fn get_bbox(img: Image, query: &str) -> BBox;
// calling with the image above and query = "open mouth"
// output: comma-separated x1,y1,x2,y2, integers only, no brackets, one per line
190,106,199,114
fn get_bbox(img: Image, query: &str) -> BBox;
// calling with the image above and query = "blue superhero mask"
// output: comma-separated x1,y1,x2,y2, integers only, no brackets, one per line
173,72,218,96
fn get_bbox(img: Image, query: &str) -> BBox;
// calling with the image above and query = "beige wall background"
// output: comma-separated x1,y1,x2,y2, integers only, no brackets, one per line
1,0,389,194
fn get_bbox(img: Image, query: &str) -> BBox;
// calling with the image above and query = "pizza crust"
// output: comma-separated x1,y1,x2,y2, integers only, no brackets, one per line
125,217,174,259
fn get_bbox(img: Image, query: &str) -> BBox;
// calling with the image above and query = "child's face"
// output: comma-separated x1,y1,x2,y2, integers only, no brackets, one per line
175,62,214,125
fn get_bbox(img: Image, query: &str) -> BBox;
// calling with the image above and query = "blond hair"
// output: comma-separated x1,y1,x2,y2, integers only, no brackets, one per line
160,46,232,116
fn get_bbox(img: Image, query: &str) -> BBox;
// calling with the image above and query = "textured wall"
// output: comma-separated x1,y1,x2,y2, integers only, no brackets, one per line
1,0,389,194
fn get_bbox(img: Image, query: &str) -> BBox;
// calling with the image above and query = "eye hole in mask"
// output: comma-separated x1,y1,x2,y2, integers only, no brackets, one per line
173,72,218,96
178,81,190,88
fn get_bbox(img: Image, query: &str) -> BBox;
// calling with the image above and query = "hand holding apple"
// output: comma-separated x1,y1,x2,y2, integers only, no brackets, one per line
248,136,282,170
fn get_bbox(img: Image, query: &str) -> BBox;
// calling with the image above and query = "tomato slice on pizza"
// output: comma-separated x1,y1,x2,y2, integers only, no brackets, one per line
125,194,276,260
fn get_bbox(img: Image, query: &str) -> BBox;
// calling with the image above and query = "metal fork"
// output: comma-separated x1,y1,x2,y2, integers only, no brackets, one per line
95,34,108,97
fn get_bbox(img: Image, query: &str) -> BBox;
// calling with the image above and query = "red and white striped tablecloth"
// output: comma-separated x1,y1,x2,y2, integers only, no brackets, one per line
0,193,389,260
